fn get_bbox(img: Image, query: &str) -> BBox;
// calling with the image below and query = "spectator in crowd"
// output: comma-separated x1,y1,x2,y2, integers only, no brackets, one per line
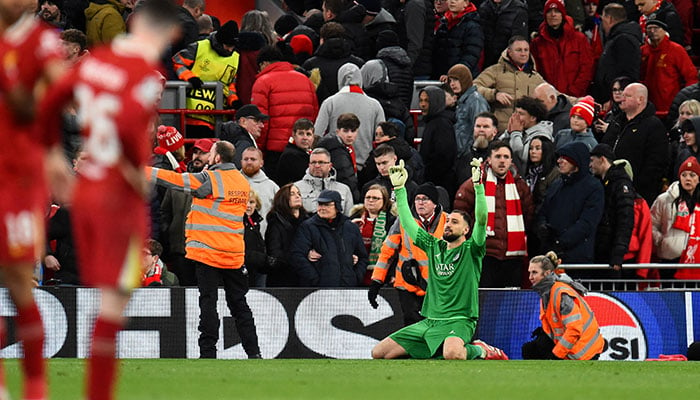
276,118,315,186
317,113,361,201
531,0,594,98
375,30,414,109
150,125,186,244
533,83,572,135
635,0,685,46
362,121,424,185
601,83,668,205
160,138,214,286
582,0,603,64
433,0,484,77
358,0,397,58
360,59,414,136
295,148,354,215
85,0,128,46
478,0,529,68
362,144,418,199
418,85,457,198
554,96,599,151
315,63,385,172
235,29,267,106
400,0,436,78
274,13,299,39
173,20,241,138
322,0,372,61
594,76,634,139
45,187,80,286
142,239,179,287
464,112,500,171
667,77,700,130
640,19,697,114
592,3,641,102
291,189,369,286
37,0,72,29
523,137,559,258
149,140,261,359
265,183,310,286
197,14,214,39
454,141,533,288
524,0,544,36
449,63,489,184
589,144,637,283
241,9,278,46
350,184,396,284
370,182,448,325
670,99,700,147
674,116,700,178
475,35,545,132
501,96,554,172
651,156,700,281
536,142,604,266
240,147,279,236
251,45,319,177
565,0,586,28
302,22,364,104
523,252,604,360
219,104,269,168
243,190,271,287
60,29,89,65
174,0,204,55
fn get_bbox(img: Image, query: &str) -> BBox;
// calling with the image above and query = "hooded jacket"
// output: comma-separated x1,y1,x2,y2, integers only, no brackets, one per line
302,37,365,104
295,168,355,216
650,181,689,260
474,49,545,132
537,142,604,263
593,21,642,102
361,60,414,133
84,0,126,46
314,63,385,170
365,8,397,57
547,94,573,134
376,46,414,108
333,2,372,61
419,86,457,196
595,161,636,266
478,0,529,67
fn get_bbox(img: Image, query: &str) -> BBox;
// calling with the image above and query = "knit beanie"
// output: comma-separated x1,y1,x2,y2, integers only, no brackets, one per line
274,13,299,37
447,64,473,93
156,125,184,152
415,182,440,204
216,20,239,46
570,95,596,126
376,29,399,52
290,34,313,55
679,156,700,178
544,0,567,16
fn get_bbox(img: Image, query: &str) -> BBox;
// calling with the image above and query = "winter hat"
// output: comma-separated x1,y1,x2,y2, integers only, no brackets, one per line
236,104,270,120
376,29,399,52
317,189,343,212
357,0,382,16
679,156,700,178
274,13,299,37
544,0,567,16
290,34,313,55
193,138,214,153
156,125,184,152
570,95,596,126
216,20,239,46
415,182,440,204
646,18,668,31
447,64,473,93
590,143,615,162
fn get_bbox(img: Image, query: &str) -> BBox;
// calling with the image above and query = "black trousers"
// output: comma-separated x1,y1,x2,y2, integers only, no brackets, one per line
195,262,260,358
397,289,424,326
480,256,523,288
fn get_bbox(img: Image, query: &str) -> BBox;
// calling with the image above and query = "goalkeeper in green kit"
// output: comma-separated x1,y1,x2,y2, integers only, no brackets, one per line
371,159,509,360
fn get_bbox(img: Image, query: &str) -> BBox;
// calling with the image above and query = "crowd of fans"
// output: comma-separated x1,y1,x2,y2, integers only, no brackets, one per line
37,0,700,291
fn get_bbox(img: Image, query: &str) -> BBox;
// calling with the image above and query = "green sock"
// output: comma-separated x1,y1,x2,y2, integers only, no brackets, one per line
465,344,485,360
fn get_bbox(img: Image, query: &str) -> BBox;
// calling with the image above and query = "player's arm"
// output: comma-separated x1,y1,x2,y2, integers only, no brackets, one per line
471,158,487,247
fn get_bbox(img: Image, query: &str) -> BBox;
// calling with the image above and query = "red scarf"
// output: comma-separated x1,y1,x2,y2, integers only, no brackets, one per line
639,1,662,38
443,3,477,31
678,203,700,279
153,147,186,172
484,168,527,256
346,145,357,172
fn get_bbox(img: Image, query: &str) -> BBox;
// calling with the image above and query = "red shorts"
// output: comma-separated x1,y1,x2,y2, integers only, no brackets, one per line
71,181,147,291
0,195,45,265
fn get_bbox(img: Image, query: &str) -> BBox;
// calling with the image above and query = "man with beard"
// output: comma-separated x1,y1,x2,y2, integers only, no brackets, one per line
372,159,509,360
37,0,71,30
464,112,499,180
240,147,279,236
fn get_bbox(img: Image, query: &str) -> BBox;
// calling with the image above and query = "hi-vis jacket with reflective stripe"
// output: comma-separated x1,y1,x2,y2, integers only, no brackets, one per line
147,163,249,269
540,281,605,360
371,208,447,295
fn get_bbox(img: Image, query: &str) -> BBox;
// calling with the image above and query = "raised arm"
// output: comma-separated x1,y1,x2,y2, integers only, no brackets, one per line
471,158,487,247
390,160,422,242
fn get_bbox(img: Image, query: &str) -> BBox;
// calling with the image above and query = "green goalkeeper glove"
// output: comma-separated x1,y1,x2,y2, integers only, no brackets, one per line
389,159,408,189
471,158,483,184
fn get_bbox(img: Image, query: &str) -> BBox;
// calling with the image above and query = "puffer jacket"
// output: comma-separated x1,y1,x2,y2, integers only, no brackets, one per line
530,18,594,97
478,0,529,67
84,0,126,46
650,181,689,260
334,3,373,61
295,168,355,216
419,86,457,196
433,6,484,77
454,86,489,158
377,46,414,108
251,61,319,153
474,49,545,132
595,162,636,266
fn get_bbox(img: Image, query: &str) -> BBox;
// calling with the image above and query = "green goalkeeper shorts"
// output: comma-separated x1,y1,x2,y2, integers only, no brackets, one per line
390,318,476,359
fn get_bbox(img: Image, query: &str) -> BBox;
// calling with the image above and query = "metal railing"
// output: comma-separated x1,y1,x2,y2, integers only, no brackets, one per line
558,263,700,291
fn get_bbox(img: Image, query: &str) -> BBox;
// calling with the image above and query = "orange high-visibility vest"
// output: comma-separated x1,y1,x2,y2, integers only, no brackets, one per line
540,281,605,360
147,165,248,269
372,212,447,295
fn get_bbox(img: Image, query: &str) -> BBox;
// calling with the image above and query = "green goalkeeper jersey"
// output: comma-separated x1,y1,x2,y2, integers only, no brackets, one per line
395,185,487,321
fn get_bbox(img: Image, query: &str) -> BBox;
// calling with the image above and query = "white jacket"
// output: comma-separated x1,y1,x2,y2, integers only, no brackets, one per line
650,181,689,260
294,168,354,216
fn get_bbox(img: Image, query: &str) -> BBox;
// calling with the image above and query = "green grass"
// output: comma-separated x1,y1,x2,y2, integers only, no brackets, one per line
3,359,700,399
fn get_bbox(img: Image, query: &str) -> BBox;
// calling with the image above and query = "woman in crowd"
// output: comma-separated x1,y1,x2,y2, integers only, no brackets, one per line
593,76,634,140
265,183,309,287
522,252,604,360
523,136,559,257
350,184,396,285
240,10,278,46
669,103,700,182
243,190,268,287
651,157,700,282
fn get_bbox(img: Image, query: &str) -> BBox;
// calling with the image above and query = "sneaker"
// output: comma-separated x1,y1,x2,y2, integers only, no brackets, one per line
471,339,509,360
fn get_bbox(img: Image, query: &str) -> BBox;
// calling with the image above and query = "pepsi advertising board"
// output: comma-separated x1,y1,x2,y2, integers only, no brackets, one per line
1,288,698,359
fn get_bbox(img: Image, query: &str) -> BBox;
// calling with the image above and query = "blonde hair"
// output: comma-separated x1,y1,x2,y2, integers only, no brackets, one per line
676,99,700,128
529,251,560,272
241,10,277,46
249,189,262,211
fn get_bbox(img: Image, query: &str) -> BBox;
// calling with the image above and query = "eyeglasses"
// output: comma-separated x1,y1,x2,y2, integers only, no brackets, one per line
245,117,265,124
309,161,330,165
414,196,432,203
365,196,382,201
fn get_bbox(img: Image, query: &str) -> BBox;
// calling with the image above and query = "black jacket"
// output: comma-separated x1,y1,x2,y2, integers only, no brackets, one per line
364,82,415,135
397,0,435,77
377,46,414,108
317,135,359,202
548,95,572,135
434,9,484,77
302,38,365,104
265,210,309,287
595,162,635,266
290,213,368,287
334,3,373,61
649,1,685,46
601,102,669,205
593,21,642,102
419,86,457,197
46,206,80,285
218,122,255,169
174,6,199,54
275,142,310,186
478,0,529,67
243,210,270,286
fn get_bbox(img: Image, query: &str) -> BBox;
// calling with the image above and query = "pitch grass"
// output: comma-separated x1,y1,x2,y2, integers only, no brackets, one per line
3,359,700,399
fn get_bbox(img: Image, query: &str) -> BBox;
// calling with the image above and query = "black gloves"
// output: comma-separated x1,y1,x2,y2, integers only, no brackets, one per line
536,223,553,242
401,259,427,291
188,76,204,89
368,280,382,309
